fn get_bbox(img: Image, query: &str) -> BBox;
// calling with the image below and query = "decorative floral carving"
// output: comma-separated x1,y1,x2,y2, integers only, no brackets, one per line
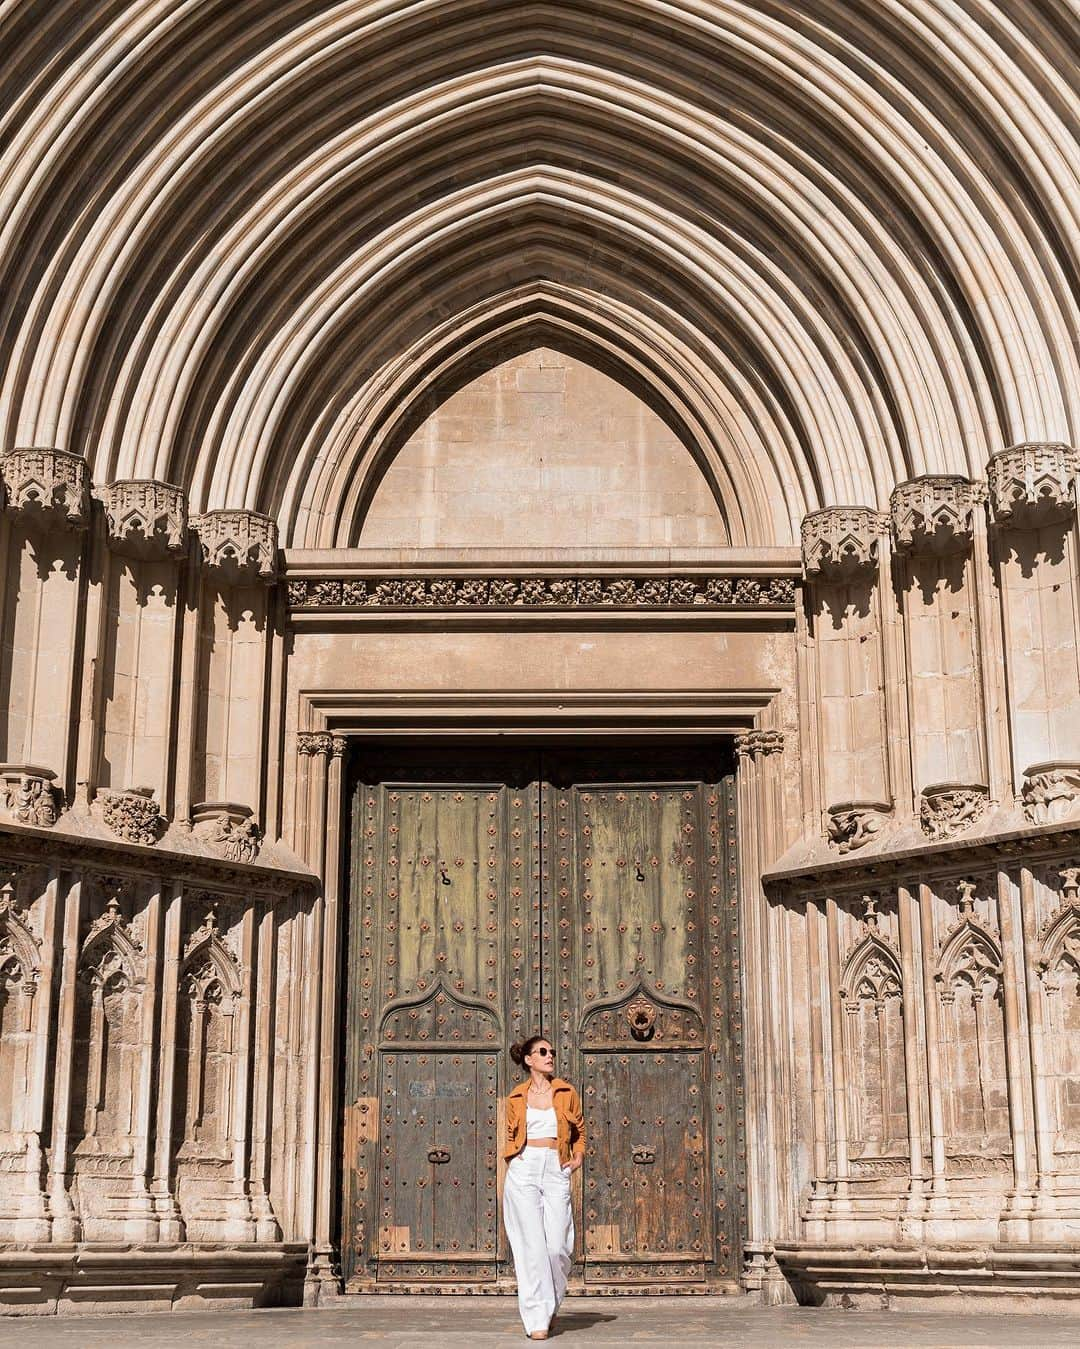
182,897,241,978
800,507,888,580
890,476,981,554
919,782,989,841
1021,762,1080,825
296,731,334,757
0,764,59,827
99,787,163,846
99,479,187,559
192,509,278,584
734,730,785,759
285,573,797,610
191,802,261,864
0,447,89,531
987,443,1078,528
826,802,891,852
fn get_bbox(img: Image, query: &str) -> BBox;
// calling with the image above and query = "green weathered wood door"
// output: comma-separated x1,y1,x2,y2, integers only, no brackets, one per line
342,745,743,1291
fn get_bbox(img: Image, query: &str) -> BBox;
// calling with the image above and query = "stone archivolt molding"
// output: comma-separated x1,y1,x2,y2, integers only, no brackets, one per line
191,509,279,584
1022,762,1080,826
826,801,891,853
919,782,990,841
286,573,797,611
99,479,187,559
987,443,1078,529
889,476,982,555
0,447,90,532
800,507,888,581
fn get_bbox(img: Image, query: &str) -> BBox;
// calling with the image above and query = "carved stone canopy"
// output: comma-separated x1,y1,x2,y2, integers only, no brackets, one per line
0,764,60,829
987,443,1078,529
890,476,982,555
801,507,888,581
1021,762,1080,826
0,447,90,532
99,479,187,559
919,782,989,841
192,509,279,584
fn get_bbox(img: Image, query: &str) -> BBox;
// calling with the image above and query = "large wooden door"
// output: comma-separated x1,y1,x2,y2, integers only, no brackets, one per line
342,745,744,1291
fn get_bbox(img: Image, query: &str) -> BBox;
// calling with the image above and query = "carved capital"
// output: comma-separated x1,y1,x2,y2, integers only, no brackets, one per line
987,443,1078,529
331,735,348,760
890,476,982,555
800,507,888,581
826,801,891,853
0,764,60,828
0,448,89,531
98,787,163,846
1021,761,1080,825
919,782,989,841
99,479,187,559
190,801,261,865
192,509,278,584
734,730,785,759
297,731,333,758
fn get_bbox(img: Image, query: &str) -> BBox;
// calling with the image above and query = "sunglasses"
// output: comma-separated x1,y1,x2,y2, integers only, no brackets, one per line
532,1047,555,1058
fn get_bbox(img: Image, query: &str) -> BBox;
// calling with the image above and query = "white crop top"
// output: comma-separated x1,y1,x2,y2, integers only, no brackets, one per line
525,1105,559,1140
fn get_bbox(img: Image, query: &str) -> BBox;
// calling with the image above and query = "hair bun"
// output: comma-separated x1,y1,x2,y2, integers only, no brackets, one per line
509,1042,525,1066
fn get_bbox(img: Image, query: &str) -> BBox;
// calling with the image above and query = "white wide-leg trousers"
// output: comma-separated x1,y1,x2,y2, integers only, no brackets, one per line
503,1147,574,1335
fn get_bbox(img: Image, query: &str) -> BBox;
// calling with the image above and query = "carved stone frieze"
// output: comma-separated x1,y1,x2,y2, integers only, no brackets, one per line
919,782,990,841
192,509,278,584
0,765,60,828
98,787,163,846
285,573,797,610
1021,762,1080,825
99,479,187,559
0,447,89,531
734,730,785,759
826,802,891,853
987,443,1078,528
191,801,262,865
890,476,982,554
800,507,888,581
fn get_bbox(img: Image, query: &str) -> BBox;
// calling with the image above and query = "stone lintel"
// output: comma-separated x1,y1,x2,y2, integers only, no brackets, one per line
987,442,1078,529
889,475,983,555
99,479,188,560
800,507,888,581
0,447,90,532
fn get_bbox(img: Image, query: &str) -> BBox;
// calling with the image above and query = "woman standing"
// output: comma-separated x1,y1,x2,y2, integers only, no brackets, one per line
502,1035,585,1340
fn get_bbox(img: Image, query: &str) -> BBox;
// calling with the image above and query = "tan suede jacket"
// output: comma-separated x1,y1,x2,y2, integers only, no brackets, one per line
504,1077,586,1168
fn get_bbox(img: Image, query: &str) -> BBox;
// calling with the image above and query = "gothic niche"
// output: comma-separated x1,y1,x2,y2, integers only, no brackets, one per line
839,900,908,1160
174,901,242,1159
0,874,40,1136
71,885,144,1158
934,880,1009,1153
1036,867,1080,1150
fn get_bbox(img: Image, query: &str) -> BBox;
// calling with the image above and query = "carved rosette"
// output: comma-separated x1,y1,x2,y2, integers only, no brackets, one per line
0,447,89,531
98,787,163,846
800,507,888,581
192,509,278,584
0,764,60,828
1021,762,1080,825
100,479,187,559
919,782,989,841
191,801,262,865
826,801,891,853
987,443,1078,528
890,476,981,555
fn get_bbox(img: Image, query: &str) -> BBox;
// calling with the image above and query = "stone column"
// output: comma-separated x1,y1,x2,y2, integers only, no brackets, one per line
803,896,830,1240
1019,864,1058,1234
800,507,893,853
824,896,852,1217
249,901,281,1241
987,444,1080,820
917,883,952,1233
126,882,163,1240
47,874,83,1240
897,884,927,1233
152,885,185,1239
225,903,257,1240
890,477,992,840
996,867,1036,1237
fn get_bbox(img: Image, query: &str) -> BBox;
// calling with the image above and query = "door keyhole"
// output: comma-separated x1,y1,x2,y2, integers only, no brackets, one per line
439,865,452,887
634,860,645,882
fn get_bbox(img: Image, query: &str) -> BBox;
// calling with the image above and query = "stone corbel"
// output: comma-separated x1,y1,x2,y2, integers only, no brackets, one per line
800,506,888,581
192,509,279,584
826,802,891,853
190,801,262,864
890,476,982,555
1021,762,1080,825
99,479,187,560
0,765,61,828
0,447,90,531
987,443,1078,529
97,786,164,845
919,782,989,840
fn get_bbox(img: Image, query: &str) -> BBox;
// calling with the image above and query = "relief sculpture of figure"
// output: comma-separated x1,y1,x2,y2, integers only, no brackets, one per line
502,1035,586,1340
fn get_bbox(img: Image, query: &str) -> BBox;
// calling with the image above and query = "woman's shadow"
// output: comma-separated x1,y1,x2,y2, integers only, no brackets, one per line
550,1311,618,1336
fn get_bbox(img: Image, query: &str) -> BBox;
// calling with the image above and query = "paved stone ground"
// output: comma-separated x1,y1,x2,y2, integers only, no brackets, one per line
1,1297,1079,1347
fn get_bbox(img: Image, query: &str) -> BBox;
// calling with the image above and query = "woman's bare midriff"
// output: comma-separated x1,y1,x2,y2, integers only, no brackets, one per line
525,1138,558,1149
